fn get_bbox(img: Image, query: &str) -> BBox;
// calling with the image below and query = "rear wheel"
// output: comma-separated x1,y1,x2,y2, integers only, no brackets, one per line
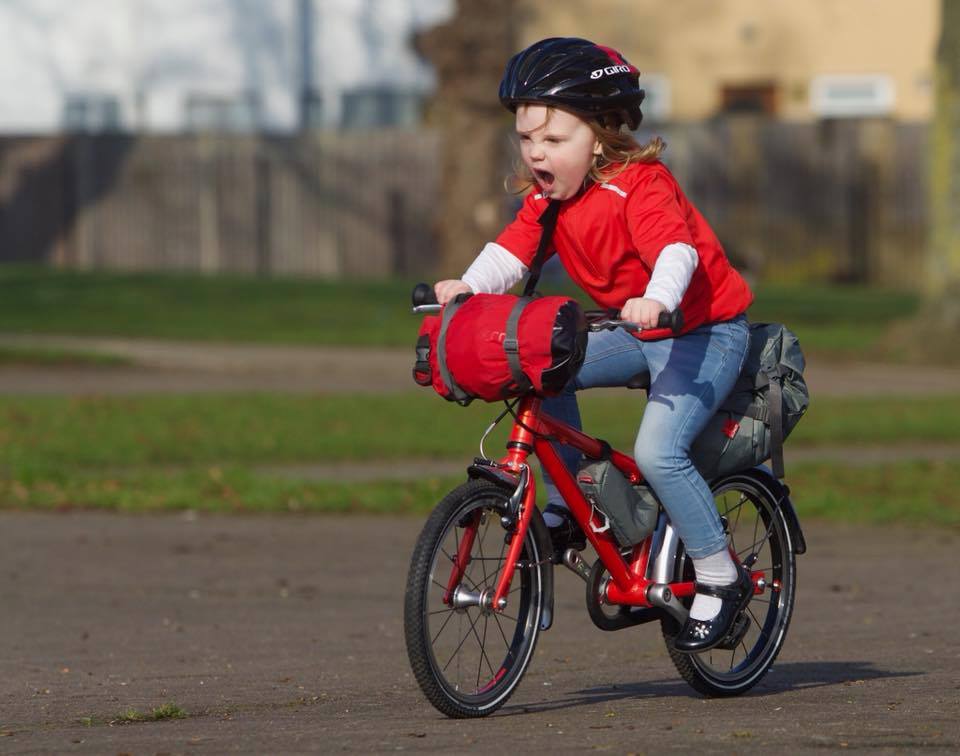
404,480,545,718
663,471,798,696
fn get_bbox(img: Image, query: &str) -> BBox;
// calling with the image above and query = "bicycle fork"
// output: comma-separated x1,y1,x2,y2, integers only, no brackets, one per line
441,463,540,616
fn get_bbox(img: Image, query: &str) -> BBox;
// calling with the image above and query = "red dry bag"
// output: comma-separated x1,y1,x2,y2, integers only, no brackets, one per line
413,293,587,405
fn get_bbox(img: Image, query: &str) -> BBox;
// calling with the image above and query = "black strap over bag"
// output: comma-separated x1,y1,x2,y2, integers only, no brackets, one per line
522,200,561,297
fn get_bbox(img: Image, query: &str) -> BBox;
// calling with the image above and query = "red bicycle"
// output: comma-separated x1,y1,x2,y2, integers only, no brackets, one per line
404,287,805,718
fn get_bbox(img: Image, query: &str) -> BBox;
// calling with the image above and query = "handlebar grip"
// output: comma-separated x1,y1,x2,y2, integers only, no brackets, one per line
412,283,438,307
657,309,684,334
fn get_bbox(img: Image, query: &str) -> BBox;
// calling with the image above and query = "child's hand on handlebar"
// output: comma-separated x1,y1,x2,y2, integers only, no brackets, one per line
434,280,473,305
621,297,668,329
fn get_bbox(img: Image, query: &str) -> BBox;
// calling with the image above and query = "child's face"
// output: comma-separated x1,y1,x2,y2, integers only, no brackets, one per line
516,105,600,200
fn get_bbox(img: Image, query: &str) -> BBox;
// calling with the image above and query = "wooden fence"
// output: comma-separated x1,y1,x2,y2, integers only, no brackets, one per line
0,119,928,287
654,118,928,288
0,131,441,278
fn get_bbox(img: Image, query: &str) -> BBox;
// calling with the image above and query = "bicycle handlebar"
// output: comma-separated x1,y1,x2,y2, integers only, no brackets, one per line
411,282,439,309
410,284,684,334
584,307,684,335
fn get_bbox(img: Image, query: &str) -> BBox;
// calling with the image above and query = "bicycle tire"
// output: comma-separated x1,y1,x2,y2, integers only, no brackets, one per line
404,479,546,718
662,469,798,697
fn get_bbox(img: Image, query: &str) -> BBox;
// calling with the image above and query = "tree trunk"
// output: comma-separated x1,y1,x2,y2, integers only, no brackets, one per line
924,0,960,329
415,1,521,278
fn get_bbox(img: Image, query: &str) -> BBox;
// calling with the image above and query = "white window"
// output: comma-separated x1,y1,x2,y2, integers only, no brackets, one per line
184,93,261,133
810,75,895,118
639,74,671,122
340,87,423,129
63,94,122,132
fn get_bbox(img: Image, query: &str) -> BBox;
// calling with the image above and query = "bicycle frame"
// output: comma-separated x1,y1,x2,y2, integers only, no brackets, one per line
408,289,804,713
445,393,736,619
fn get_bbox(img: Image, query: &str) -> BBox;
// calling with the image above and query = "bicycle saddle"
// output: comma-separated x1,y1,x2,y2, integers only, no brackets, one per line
625,370,650,390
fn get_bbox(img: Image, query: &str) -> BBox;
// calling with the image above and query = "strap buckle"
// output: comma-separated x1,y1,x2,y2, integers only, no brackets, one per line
588,498,611,535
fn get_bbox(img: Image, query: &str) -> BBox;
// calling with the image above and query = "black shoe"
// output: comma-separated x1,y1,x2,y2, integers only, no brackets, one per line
714,612,751,651
673,565,753,654
544,504,586,559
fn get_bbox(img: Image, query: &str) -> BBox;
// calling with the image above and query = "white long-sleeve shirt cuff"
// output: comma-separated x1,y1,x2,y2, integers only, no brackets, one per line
461,242,528,295
643,243,699,311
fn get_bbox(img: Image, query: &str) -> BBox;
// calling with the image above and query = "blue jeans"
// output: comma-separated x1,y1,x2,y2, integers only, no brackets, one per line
542,316,750,559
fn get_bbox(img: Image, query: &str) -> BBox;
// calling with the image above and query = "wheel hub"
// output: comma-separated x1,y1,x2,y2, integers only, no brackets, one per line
450,585,505,614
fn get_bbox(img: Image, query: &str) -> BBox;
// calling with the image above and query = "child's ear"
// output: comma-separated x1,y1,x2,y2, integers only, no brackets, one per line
593,140,602,157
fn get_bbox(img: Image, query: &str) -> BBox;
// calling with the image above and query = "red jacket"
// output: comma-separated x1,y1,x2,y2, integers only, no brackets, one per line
496,160,753,339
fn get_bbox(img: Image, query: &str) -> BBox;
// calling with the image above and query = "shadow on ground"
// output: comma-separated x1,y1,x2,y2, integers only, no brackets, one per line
504,661,920,715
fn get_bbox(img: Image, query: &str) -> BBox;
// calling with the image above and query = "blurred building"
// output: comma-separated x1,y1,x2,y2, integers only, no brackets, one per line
0,0,452,134
523,0,939,123
0,0,945,285
505,0,941,288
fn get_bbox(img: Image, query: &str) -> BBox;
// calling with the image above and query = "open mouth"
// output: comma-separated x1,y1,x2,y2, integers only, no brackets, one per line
534,169,555,190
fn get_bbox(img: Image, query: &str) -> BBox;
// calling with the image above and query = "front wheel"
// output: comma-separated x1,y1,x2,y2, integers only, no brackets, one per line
404,480,546,718
663,470,798,697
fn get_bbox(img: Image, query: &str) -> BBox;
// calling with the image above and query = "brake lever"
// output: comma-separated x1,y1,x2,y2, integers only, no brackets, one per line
585,308,683,334
588,318,640,333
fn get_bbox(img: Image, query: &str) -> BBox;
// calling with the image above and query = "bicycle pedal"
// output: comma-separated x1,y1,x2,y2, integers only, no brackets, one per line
715,612,751,650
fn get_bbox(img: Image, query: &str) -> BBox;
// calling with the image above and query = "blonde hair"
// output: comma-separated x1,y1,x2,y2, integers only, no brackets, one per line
507,106,666,194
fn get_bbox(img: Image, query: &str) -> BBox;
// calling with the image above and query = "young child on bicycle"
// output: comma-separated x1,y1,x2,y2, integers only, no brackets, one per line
433,37,753,653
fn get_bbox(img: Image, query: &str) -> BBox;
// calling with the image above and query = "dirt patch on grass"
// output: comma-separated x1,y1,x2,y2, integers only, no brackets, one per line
1,335,959,395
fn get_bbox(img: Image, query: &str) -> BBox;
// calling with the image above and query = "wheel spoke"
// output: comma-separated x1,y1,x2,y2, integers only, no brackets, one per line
732,494,746,532
745,603,765,629
750,506,762,556
674,478,795,693
440,608,484,674
439,545,483,593
735,530,773,562
469,613,495,684
492,607,512,651
476,517,490,591
430,603,459,645
408,483,545,716
719,493,746,524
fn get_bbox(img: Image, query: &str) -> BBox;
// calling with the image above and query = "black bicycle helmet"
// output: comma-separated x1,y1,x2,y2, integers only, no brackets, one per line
499,37,645,130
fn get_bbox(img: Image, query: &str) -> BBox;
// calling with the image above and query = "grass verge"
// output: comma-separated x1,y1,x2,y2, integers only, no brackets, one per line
1,393,957,472
0,265,921,359
2,466,461,515
786,460,959,526
0,346,130,367
1,392,957,524
4,462,956,527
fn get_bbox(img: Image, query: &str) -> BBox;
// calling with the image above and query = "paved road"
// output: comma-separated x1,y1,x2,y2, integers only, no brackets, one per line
2,513,958,753
1,335,959,395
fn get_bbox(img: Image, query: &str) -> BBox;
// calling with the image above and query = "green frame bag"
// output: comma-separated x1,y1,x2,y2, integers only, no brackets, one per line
577,458,659,547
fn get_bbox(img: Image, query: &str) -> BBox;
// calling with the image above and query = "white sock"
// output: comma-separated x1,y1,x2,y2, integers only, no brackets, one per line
689,549,738,621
